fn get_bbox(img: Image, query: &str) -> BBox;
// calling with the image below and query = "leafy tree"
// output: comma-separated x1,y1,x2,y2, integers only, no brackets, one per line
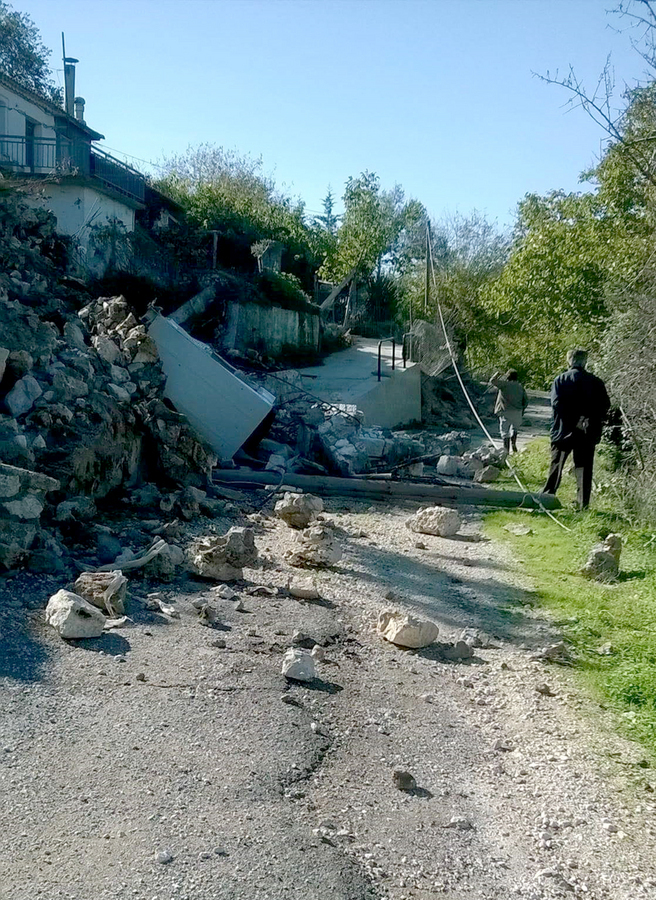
314,188,339,235
156,144,320,288
0,2,61,103
480,191,610,386
320,171,425,282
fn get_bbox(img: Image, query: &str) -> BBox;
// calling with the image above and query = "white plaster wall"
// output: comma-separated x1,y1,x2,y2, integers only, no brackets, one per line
223,301,320,356
27,184,136,274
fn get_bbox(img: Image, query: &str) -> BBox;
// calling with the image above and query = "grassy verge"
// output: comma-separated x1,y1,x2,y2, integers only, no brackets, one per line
485,438,656,754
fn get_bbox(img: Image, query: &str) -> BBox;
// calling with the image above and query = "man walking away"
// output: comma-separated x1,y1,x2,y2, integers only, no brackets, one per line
542,349,610,510
489,370,528,454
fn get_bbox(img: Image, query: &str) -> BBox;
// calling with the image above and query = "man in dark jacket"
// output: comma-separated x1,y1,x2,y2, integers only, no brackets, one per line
542,349,610,509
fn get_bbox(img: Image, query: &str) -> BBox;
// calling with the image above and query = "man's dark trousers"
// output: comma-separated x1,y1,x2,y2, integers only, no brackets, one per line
543,437,596,509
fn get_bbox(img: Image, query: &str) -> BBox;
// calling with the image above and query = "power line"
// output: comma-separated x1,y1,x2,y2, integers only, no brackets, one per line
426,228,571,532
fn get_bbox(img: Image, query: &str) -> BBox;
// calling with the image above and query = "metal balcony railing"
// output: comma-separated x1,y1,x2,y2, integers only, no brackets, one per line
90,147,145,202
0,135,145,203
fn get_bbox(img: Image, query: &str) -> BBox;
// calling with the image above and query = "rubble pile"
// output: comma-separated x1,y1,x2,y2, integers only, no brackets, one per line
0,196,218,572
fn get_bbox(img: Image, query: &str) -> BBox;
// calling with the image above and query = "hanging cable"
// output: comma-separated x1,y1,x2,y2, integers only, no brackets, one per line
426,232,571,532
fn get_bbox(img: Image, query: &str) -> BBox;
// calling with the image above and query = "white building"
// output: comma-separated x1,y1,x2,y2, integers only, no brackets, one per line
0,70,145,273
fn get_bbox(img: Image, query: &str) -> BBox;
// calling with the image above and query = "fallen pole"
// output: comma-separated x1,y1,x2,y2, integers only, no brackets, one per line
213,469,561,510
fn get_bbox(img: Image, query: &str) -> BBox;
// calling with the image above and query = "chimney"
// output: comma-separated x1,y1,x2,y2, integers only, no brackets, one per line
74,97,85,123
63,56,78,117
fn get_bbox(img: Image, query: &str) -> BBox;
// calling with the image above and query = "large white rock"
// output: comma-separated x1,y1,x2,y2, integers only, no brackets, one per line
285,525,342,568
274,492,323,529
405,506,461,537
45,590,106,639
377,610,439,649
282,648,316,682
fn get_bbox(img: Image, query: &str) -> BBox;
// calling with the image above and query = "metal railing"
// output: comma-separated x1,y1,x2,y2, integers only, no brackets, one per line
402,331,414,368
377,337,396,382
0,135,58,172
0,135,145,203
90,147,145,202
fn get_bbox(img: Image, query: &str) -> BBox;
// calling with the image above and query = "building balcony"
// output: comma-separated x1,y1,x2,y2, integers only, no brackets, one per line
0,135,145,203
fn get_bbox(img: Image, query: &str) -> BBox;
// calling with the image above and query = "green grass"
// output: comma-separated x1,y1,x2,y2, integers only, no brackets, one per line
485,438,656,754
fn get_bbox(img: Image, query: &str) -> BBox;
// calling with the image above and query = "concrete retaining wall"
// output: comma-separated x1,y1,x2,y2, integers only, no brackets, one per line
221,302,320,357
357,364,422,429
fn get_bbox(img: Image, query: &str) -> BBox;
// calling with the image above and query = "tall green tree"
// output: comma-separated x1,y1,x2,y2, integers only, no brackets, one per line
320,171,425,282
480,191,610,386
0,2,61,103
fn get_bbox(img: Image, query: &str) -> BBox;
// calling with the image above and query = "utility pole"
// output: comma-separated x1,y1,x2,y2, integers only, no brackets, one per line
424,219,431,314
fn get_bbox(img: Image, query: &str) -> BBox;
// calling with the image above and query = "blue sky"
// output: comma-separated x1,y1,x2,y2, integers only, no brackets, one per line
21,0,649,227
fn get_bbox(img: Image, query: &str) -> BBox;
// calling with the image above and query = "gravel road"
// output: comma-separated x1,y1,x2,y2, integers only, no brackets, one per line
2,395,656,899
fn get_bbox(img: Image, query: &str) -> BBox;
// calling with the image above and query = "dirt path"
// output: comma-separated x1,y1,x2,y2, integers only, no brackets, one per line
2,395,656,899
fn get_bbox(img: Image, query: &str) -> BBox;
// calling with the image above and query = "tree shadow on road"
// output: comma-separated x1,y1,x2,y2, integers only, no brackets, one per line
340,538,559,649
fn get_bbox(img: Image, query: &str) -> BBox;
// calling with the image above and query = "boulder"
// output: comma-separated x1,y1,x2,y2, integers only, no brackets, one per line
274,492,323,529
74,571,128,615
5,375,42,418
285,525,342,568
45,589,106,639
282,648,316,682
436,455,460,476
474,465,501,483
142,542,185,581
0,347,9,384
405,506,461,537
56,496,97,523
581,534,622,582
377,610,439,649
288,576,321,600
187,527,258,581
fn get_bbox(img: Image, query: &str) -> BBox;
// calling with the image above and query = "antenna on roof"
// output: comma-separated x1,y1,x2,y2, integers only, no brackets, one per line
61,33,79,117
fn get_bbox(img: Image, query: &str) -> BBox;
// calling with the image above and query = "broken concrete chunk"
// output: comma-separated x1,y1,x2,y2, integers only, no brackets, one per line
474,465,501,483
45,589,106,639
285,525,342,568
5,375,42,418
581,533,622,582
377,610,439,649
74,570,128,616
287,576,321,600
274,492,323,529
282,648,316,682
405,506,461,537
187,527,258,581
3,494,43,520
435,455,460,476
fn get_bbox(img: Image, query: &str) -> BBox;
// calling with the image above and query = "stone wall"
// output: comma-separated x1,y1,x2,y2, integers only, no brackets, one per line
221,301,320,357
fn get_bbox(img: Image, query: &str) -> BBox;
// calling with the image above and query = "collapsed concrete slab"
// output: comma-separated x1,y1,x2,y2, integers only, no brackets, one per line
147,313,275,461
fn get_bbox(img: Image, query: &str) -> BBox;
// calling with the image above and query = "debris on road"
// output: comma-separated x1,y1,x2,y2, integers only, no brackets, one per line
281,648,316,682
405,506,461,537
377,610,439,649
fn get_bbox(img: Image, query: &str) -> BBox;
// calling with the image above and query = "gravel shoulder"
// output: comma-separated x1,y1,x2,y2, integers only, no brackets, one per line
2,491,656,900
